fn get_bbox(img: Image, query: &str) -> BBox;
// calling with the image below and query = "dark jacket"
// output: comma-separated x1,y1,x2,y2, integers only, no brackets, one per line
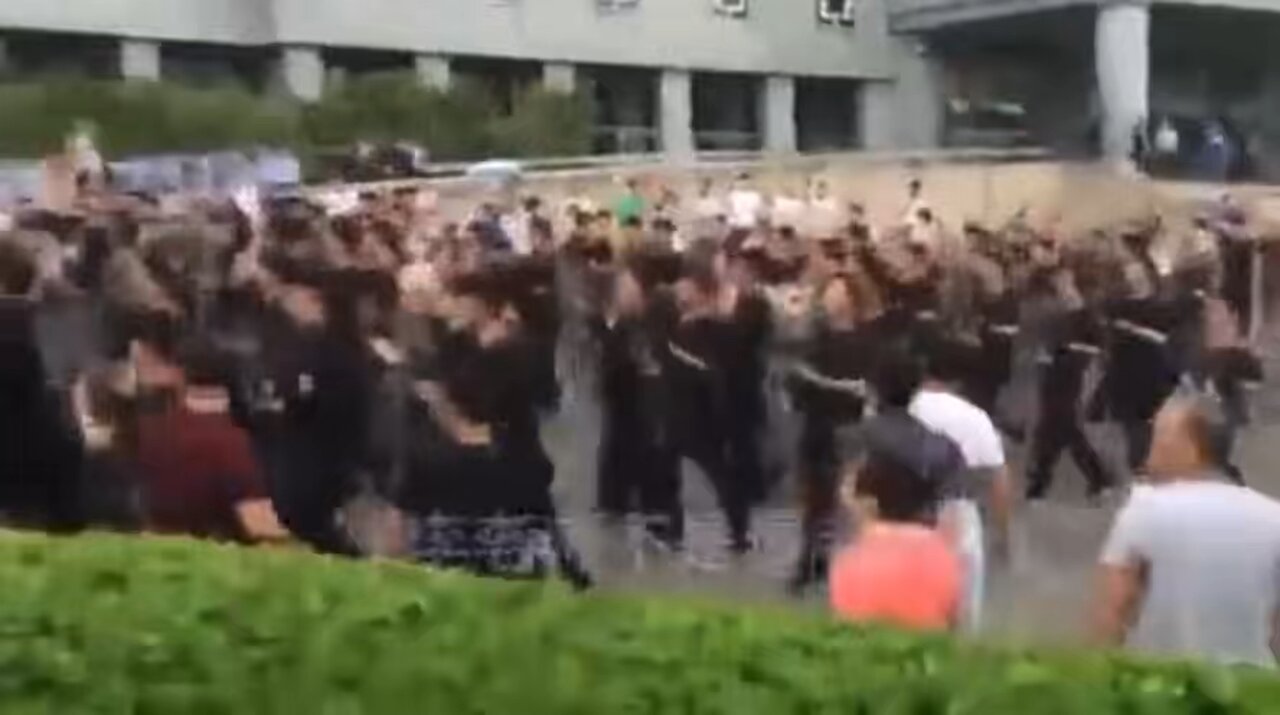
0,299,84,531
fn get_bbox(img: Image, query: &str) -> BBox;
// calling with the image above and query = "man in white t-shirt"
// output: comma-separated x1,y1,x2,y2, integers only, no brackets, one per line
771,186,806,232
806,179,844,237
900,178,928,226
908,340,1014,631
1096,395,1280,667
727,173,764,231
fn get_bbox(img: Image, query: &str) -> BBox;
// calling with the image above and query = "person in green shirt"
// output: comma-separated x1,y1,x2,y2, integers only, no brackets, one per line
613,178,646,227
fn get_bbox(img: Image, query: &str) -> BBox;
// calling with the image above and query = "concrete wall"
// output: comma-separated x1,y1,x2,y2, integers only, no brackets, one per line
0,0,273,45
419,158,1189,234
269,0,894,78
0,0,894,80
861,37,944,149
892,0,1091,32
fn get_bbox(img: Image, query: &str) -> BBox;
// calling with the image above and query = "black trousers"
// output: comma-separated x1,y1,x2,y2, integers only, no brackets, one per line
597,417,684,546
791,427,839,589
1120,418,1153,474
1027,411,1114,498
726,416,767,505
683,437,751,552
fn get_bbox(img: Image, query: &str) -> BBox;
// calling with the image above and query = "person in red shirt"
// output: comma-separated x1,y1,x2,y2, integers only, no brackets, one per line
134,344,288,544
828,348,964,631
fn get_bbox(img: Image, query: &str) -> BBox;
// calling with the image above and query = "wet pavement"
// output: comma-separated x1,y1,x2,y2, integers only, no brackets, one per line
540,326,1280,647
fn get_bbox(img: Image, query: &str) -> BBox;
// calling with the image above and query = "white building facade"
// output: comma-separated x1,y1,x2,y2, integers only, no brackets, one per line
1,0,1268,166
0,0,948,157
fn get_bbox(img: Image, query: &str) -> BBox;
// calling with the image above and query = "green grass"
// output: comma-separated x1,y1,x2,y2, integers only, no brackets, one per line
0,532,1275,714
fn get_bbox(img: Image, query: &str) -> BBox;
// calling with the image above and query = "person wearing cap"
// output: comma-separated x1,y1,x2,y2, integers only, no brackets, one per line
828,345,966,631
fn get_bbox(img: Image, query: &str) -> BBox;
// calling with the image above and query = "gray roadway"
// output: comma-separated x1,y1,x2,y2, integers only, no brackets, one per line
33,295,1280,646
540,326,1280,647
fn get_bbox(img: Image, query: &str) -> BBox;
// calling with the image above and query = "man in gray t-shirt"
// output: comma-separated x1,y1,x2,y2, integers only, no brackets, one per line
1096,395,1280,667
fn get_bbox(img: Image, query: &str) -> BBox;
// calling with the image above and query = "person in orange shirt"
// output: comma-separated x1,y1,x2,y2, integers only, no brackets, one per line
828,348,965,631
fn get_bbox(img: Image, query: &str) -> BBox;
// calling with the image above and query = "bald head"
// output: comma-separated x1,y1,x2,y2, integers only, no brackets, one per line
1146,395,1232,480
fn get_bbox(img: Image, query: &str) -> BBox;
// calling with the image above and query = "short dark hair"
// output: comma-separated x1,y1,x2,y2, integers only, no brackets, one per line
530,216,553,239
919,334,973,385
0,240,36,296
857,449,943,523
179,340,232,389
871,344,923,410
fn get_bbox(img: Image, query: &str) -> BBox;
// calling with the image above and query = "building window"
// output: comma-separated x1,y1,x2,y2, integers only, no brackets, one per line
713,0,747,18
818,0,855,25
597,0,638,10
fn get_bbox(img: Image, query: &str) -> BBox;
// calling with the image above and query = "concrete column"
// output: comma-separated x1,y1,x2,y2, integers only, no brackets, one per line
863,37,943,149
543,62,576,94
764,75,797,153
279,46,324,101
119,39,161,81
859,80,897,150
1095,1,1150,163
1256,63,1280,181
660,68,695,159
415,54,451,90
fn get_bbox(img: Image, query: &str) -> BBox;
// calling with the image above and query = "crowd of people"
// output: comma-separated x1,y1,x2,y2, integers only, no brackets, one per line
1,164,1278,667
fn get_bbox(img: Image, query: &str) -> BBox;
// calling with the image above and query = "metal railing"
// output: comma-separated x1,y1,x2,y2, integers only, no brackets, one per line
305,145,1051,196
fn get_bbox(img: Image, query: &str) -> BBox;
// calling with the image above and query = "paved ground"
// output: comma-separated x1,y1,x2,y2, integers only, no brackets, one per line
540,326,1280,648
35,293,1280,648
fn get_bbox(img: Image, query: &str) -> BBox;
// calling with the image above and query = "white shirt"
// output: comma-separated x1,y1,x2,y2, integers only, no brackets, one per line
909,387,1000,632
398,261,440,295
902,196,929,226
909,389,1005,470
807,197,844,237
506,212,532,255
1155,121,1179,154
694,195,724,220
727,189,764,230
771,196,806,229
1102,480,1280,666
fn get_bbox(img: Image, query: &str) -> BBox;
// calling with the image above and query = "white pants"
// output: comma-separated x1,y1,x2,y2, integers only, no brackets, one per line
944,499,985,632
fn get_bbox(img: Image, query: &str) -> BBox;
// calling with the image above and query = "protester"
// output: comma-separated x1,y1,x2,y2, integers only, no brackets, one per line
5,141,1279,663
1095,395,1280,667
787,272,884,591
1025,267,1116,501
726,173,764,231
910,337,1014,631
665,257,754,553
134,342,288,543
829,345,966,631
613,177,646,228
1100,227,1180,472
0,241,84,531
593,262,683,549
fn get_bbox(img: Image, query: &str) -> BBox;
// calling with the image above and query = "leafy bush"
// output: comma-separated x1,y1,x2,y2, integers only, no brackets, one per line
0,74,591,162
0,78,298,156
0,532,1277,713
489,86,592,158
